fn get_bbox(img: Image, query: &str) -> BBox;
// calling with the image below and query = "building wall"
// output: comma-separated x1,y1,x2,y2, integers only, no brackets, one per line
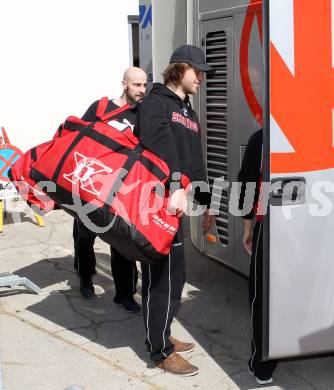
151,0,187,83
0,0,138,152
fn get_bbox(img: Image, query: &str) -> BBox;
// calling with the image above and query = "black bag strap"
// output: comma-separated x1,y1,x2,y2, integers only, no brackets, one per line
103,143,144,209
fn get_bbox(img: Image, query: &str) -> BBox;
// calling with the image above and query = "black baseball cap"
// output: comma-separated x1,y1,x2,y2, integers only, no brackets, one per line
169,44,213,72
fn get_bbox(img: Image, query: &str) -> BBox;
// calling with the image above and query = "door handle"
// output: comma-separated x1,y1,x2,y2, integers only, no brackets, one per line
270,177,306,206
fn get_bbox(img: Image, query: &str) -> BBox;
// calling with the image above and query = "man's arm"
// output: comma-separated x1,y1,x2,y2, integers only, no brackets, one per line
238,130,262,254
242,218,254,255
81,100,99,122
136,95,188,216
237,130,262,219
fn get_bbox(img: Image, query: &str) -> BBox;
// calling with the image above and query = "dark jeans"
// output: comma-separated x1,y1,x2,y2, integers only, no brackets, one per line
73,219,138,298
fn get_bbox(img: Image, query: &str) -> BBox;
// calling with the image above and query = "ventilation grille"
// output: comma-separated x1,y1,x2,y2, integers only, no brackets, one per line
205,31,228,246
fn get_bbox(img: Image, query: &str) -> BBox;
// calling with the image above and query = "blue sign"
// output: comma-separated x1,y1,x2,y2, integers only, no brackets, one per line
139,4,152,29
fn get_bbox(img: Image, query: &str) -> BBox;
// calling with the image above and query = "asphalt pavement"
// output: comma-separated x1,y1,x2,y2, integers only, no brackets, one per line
0,201,333,390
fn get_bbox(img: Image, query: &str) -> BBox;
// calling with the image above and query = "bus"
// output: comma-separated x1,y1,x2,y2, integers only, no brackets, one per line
139,0,334,361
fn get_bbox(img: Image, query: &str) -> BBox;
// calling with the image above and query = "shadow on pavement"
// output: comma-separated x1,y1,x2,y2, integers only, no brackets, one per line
13,253,148,365
10,219,334,390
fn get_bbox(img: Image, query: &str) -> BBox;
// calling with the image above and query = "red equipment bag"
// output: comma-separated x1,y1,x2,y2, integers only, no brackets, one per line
8,141,56,215
10,99,183,264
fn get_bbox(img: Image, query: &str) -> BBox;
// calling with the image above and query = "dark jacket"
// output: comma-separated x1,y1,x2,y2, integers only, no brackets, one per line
135,83,210,206
237,129,263,219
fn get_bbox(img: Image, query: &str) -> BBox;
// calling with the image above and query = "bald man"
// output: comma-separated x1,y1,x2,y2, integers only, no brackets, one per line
79,67,147,127
73,67,147,312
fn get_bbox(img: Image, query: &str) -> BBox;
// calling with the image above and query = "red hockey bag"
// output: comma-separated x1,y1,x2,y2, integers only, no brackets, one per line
8,141,56,215
8,98,133,215
14,100,184,264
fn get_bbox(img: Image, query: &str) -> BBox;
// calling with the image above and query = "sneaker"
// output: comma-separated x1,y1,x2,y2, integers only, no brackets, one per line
255,377,273,386
248,368,273,386
79,276,95,298
169,336,195,354
156,352,199,376
114,295,140,313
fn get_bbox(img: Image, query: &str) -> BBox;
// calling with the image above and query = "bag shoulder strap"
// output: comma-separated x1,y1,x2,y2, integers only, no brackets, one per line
99,103,131,122
95,97,109,118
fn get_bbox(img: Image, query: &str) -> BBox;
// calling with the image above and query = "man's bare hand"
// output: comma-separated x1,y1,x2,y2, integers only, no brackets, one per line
202,209,215,231
169,189,188,218
242,219,253,256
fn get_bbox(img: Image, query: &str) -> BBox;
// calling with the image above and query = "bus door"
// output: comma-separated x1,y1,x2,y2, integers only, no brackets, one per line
264,0,334,359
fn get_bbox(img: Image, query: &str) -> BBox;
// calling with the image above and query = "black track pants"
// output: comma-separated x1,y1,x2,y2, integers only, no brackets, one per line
73,219,138,298
248,220,277,379
141,229,185,361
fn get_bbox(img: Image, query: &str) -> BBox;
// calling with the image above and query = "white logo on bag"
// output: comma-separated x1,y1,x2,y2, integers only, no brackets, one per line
63,152,113,196
152,214,177,235
108,118,134,131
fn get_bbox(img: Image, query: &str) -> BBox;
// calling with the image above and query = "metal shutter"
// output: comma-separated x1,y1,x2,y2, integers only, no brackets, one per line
205,30,229,246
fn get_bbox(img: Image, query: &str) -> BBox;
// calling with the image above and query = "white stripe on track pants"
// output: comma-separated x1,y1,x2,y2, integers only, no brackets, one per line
141,228,185,362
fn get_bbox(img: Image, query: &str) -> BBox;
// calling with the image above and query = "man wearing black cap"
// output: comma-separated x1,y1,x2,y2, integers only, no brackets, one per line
135,45,214,376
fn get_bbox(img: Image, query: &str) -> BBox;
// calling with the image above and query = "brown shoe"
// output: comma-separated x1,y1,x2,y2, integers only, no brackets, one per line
156,352,199,376
169,336,195,354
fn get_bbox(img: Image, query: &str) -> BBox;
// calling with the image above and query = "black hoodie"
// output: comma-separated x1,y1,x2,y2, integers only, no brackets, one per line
135,83,210,206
